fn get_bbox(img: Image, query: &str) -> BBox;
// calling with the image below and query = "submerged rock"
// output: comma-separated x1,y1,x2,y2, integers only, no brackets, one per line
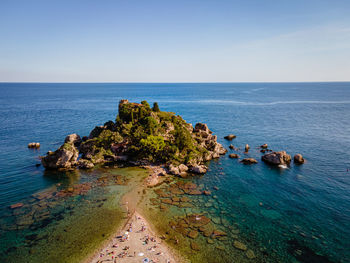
240,158,258,165
190,165,208,174
260,144,268,149
224,134,236,140
246,249,256,259
287,238,333,263
233,240,247,251
188,189,203,195
180,196,190,202
262,151,291,165
187,230,199,239
10,203,24,209
212,230,227,237
229,153,239,159
180,182,197,190
161,199,173,205
207,238,214,244
190,241,200,251
294,154,305,164
187,214,211,227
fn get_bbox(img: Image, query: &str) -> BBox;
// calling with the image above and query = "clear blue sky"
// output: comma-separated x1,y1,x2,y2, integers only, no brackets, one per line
0,0,350,82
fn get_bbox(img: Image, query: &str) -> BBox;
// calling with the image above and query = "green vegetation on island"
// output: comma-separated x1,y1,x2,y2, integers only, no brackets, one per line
41,100,227,174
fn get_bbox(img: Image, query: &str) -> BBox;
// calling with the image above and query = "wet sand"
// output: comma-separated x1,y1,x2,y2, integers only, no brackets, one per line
86,211,179,263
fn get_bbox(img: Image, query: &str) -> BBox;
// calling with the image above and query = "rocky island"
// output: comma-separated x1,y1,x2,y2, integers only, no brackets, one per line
41,100,227,175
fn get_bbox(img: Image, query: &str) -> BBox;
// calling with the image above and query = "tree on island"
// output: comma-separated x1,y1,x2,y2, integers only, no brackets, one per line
152,102,160,112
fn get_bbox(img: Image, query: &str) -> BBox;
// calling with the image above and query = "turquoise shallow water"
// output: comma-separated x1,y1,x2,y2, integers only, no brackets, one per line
0,82,350,262
0,166,148,262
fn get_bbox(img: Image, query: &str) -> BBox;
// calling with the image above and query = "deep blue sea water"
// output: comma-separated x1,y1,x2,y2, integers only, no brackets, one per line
0,82,350,262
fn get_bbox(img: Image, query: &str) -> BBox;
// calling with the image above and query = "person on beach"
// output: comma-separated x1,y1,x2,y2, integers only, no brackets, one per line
121,231,129,241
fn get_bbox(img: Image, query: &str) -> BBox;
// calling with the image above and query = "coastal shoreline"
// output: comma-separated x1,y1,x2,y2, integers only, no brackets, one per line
85,210,182,263
36,99,228,262
83,172,183,263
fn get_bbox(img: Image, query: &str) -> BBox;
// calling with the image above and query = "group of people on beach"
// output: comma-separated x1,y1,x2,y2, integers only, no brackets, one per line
95,211,172,263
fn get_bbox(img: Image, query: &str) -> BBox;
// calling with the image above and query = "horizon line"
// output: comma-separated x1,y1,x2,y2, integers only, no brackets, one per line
0,81,350,84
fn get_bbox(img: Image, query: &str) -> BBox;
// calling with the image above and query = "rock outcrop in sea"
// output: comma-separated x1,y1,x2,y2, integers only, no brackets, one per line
41,100,227,173
240,158,258,165
224,134,236,140
41,141,79,169
28,142,40,148
261,151,291,165
229,153,239,159
294,154,305,164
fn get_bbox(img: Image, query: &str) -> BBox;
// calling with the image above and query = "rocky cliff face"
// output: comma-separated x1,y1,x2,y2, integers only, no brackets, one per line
41,140,79,169
41,100,226,173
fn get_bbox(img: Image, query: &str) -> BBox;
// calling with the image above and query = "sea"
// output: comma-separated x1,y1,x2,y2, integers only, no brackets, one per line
0,82,349,262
